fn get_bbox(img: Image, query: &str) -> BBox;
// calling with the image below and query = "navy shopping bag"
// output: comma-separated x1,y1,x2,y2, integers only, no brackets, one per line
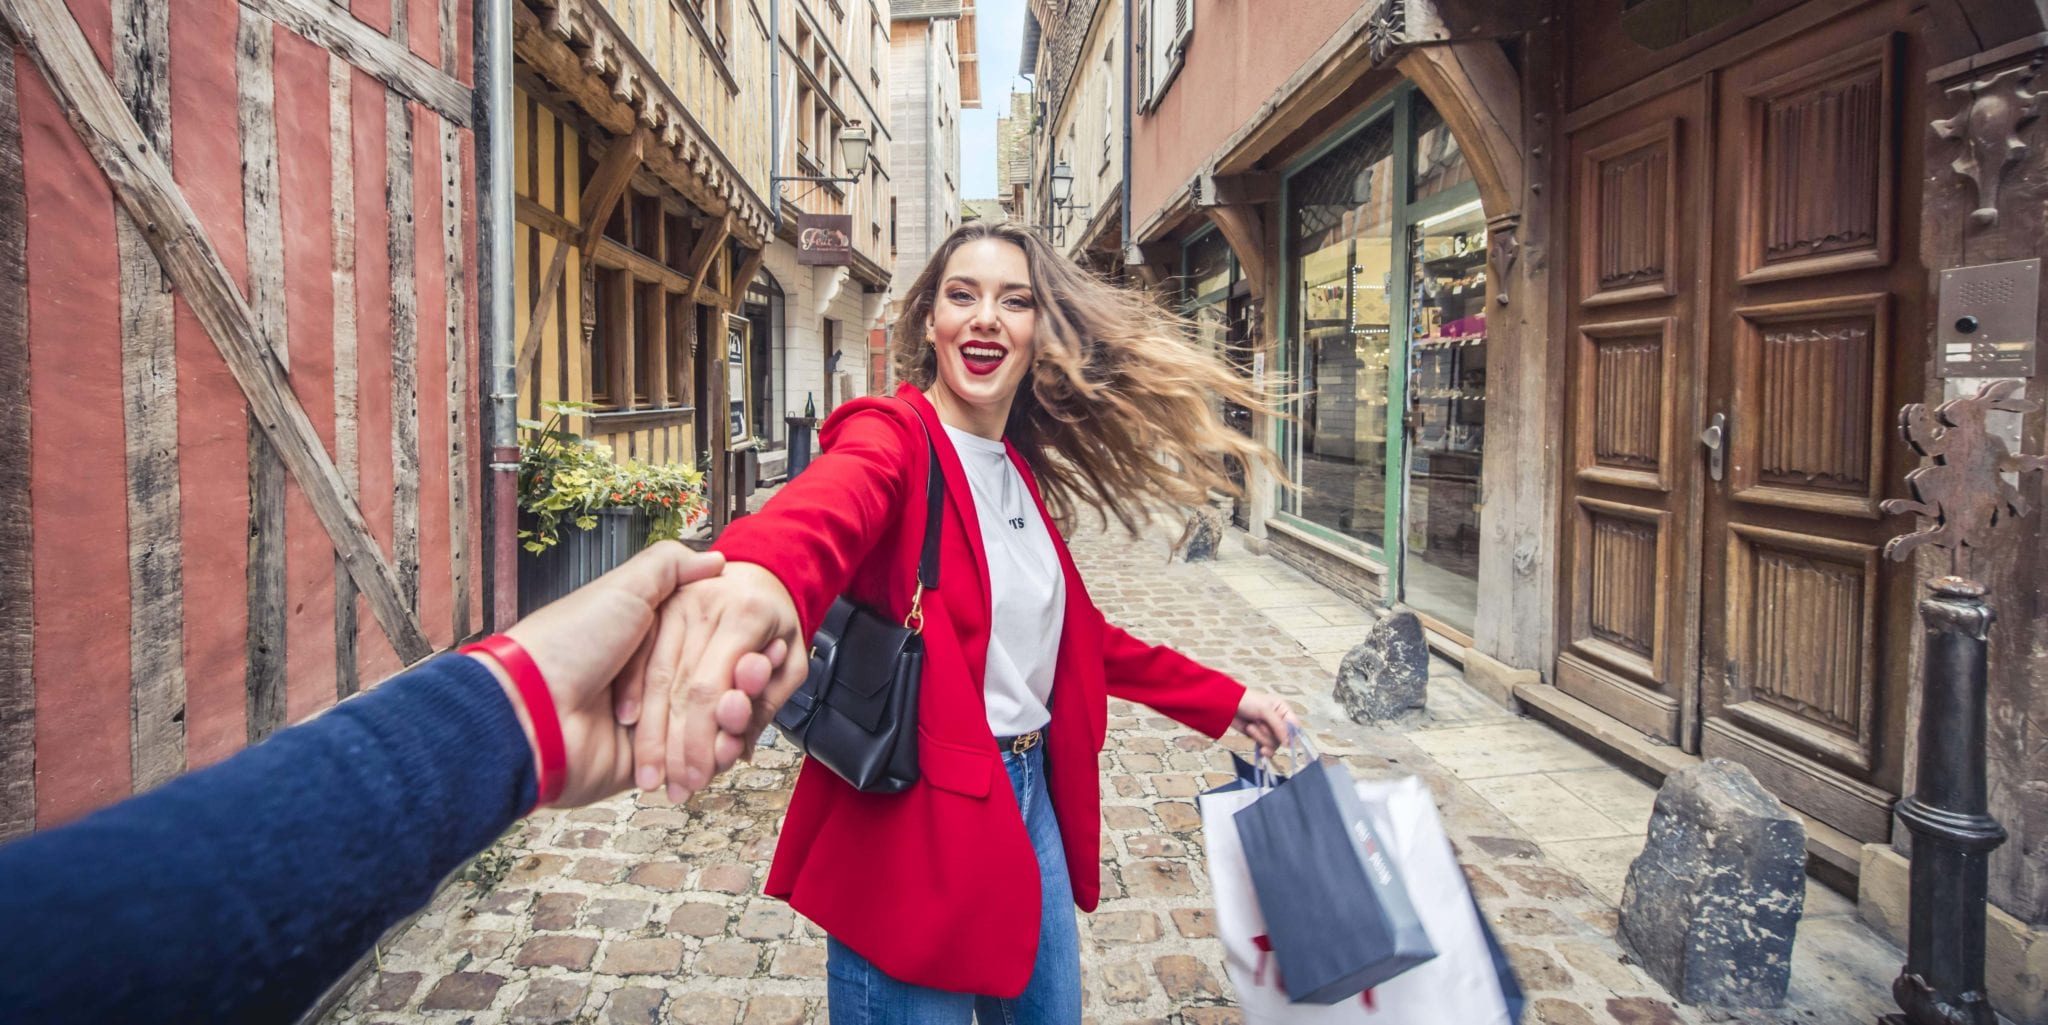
1232,753,1437,1004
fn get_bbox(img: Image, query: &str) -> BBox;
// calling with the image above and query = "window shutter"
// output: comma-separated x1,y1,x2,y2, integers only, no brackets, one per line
1149,0,1175,101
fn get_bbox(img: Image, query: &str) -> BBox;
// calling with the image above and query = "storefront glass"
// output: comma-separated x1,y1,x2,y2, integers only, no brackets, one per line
1285,116,1398,548
1277,87,1489,632
1402,200,1487,629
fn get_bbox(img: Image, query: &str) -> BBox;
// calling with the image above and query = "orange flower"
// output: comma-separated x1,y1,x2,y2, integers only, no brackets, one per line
611,492,625,502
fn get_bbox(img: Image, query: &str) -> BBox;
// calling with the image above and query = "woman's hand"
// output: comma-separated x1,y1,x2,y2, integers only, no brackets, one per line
617,560,808,805
1232,688,1302,758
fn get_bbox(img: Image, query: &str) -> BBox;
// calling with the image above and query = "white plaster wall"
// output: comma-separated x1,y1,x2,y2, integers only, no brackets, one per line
764,241,875,422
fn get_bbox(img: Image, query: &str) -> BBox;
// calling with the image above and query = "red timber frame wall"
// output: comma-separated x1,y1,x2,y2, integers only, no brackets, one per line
0,0,483,838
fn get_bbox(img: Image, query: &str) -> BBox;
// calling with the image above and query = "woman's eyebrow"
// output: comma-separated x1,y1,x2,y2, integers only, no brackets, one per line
942,276,1033,292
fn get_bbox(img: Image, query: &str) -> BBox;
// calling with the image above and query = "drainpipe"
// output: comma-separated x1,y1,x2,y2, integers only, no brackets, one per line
478,0,518,631
925,25,936,257
1121,0,1132,270
769,0,782,225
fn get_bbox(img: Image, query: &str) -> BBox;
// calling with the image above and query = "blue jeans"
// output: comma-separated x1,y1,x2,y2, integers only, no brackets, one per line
825,740,1082,1024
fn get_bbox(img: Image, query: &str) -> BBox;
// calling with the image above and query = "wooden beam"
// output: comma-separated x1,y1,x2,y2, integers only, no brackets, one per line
592,234,692,294
329,53,360,697
686,211,733,305
1196,171,1278,207
0,0,434,662
0,24,33,840
1396,42,1523,215
515,237,571,393
237,0,471,127
516,193,575,241
604,267,633,408
578,127,647,260
1202,204,1268,303
646,280,668,408
725,245,765,310
239,7,289,741
440,119,471,639
115,0,185,788
388,76,421,613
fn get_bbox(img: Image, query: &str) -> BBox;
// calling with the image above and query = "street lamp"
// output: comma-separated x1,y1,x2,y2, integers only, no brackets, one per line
1034,160,1090,246
771,120,870,206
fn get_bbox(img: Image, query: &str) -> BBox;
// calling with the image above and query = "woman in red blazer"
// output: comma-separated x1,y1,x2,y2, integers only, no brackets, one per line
636,223,1296,1022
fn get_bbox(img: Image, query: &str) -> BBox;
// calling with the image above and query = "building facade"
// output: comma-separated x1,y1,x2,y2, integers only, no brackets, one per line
1,0,488,835
512,0,778,524
756,0,897,476
888,0,978,327
511,0,895,505
1021,0,1122,267
1119,1,2048,1020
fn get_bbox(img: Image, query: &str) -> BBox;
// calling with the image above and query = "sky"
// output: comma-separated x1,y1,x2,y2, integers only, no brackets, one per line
959,0,1028,198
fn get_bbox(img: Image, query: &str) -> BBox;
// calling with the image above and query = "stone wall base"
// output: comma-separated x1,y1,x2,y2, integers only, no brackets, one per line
1264,517,1387,609
1858,843,2047,1025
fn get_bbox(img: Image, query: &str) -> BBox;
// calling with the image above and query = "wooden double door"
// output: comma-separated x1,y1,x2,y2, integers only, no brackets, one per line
1558,1,1925,846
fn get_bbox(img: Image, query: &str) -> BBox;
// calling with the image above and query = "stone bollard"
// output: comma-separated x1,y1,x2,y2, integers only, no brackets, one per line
1620,758,1807,1008
1332,610,1428,723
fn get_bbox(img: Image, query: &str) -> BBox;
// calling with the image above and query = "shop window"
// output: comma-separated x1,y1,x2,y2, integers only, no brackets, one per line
1402,200,1488,629
585,183,700,421
1285,115,1398,549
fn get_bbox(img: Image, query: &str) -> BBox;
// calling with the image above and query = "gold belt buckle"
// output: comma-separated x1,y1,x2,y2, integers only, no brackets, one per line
1009,731,1041,756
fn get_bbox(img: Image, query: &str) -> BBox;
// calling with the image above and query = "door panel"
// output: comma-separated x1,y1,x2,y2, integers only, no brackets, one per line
1698,8,1921,844
1558,87,1707,744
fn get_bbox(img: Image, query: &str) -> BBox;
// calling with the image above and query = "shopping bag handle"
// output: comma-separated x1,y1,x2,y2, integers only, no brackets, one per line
1250,726,1319,791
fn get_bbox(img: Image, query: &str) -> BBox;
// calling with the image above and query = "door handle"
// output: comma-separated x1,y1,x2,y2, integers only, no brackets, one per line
1700,413,1727,482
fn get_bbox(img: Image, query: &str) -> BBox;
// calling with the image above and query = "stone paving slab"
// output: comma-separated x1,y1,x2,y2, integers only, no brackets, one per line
324,525,1894,1025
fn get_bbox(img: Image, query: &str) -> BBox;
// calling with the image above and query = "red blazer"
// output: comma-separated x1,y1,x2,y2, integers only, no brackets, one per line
714,386,1245,997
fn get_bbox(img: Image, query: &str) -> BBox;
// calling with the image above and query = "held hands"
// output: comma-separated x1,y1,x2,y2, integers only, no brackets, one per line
612,561,808,805
484,545,1307,809
468,543,789,809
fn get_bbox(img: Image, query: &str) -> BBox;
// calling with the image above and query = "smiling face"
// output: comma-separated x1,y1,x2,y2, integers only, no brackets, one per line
921,238,1040,439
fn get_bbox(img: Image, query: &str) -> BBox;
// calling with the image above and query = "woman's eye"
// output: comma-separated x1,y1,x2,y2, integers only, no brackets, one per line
947,290,974,303
1004,297,1035,310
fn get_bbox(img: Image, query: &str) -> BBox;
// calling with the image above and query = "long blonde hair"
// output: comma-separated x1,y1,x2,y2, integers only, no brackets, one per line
892,221,1284,536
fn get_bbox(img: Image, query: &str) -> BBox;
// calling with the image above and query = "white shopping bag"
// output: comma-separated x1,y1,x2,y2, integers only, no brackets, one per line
1200,773,1518,1025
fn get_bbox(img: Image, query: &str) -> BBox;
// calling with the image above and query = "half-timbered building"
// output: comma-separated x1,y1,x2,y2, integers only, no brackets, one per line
0,0,484,835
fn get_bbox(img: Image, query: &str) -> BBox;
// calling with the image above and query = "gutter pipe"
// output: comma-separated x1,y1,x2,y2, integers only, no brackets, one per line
1121,0,1132,270
478,0,518,631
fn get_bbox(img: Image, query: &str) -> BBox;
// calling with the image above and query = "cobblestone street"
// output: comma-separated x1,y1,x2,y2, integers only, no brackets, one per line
324,526,1896,1025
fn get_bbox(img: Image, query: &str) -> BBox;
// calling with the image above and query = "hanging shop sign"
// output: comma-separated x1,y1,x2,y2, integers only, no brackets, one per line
797,213,854,266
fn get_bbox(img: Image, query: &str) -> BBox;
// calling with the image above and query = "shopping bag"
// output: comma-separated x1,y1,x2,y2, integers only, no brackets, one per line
1200,770,1522,1024
1232,748,1436,1002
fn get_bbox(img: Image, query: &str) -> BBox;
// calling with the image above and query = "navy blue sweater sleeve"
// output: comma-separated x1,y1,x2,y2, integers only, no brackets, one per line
0,654,539,1024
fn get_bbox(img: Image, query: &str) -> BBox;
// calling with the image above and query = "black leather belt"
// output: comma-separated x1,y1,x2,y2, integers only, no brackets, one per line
996,730,1044,756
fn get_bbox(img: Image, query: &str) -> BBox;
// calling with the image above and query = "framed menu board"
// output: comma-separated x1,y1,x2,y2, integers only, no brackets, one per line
725,313,752,445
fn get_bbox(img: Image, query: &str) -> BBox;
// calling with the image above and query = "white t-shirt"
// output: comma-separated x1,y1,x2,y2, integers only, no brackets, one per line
942,425,1065,737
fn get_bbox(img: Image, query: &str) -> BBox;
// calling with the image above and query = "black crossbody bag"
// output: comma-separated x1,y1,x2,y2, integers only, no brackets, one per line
769,411,943,793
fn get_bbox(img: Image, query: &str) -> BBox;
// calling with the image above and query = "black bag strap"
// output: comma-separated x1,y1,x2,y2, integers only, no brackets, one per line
900,399,945,631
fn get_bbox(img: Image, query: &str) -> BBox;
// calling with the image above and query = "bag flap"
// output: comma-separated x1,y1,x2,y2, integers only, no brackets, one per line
827,613,918,701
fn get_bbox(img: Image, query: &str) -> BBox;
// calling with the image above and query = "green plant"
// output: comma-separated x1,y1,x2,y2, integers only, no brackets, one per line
518,402,707,553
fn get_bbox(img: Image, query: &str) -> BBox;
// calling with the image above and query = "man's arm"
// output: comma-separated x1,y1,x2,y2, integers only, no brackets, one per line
0,655,533,1025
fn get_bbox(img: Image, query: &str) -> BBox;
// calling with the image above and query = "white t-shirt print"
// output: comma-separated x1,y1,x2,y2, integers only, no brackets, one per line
941,425,1066,738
